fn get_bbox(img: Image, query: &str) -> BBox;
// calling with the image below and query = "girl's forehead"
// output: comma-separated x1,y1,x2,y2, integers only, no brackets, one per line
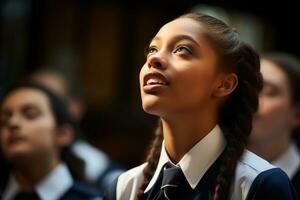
3,88,50,108
261,60,288,83
154,18,205,40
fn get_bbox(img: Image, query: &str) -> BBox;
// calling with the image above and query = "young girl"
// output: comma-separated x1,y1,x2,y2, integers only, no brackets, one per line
249,52,300,197
0,82,100,200
104,13,296,200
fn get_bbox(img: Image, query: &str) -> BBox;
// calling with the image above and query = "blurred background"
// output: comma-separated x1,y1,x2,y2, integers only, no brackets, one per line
0,0,299,169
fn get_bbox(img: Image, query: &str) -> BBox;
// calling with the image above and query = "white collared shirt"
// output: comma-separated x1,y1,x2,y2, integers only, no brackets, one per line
2,163,73,200
145,125,226,192
272,142,300,179
72,140,110,181
115,124,276,200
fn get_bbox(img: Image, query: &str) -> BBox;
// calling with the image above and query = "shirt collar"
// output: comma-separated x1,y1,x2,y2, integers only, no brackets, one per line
2,163,73,200
37,162,73,200
1,175,19,200
145,125,226,192
272,142,300,178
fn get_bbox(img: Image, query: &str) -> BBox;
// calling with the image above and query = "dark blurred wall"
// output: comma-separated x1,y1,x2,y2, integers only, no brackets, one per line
1,0,300,168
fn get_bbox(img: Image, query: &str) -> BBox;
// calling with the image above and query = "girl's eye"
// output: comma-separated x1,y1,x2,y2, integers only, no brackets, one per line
261,85,280,97
22,107,41,120
24,110,39,120
173,46,192,55
144,46,158,57
0,112,11,127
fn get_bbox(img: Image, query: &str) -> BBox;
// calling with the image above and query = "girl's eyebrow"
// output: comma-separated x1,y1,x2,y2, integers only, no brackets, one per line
150,35,200,47
172,35,200,47
149,36,161,45
263,80,277,88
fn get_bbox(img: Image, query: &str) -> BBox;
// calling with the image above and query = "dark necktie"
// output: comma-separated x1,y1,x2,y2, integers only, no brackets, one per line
154,163,185,200
13,189,40,200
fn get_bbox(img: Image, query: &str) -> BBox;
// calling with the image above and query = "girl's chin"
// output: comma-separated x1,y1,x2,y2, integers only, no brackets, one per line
5,150,32,162
142,106,163,117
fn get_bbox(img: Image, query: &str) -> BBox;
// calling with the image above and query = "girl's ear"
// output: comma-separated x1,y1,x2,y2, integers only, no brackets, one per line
291,105,300,128
56,124,74,147
213,73,238,97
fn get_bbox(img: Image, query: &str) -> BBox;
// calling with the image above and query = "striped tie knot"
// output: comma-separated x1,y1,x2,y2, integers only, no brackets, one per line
158,163,185,200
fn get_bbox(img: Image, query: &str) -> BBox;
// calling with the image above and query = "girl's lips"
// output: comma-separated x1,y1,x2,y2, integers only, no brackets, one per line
143,84,168,93
143,71,169,86
143,72,170,93
7,135,26,145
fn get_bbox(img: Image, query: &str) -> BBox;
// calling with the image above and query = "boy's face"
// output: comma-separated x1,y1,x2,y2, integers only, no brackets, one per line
0,88,58,163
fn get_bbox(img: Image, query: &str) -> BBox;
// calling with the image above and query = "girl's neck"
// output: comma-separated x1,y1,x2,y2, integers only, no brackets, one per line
162,111,218,163
12,154,60,188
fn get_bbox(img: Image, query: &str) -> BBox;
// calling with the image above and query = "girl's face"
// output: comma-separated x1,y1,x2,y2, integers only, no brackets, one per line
0,88,58,162
251,59,295,144
140,17,224,117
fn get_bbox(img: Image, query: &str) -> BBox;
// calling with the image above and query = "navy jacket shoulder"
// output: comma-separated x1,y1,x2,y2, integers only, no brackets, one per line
246,168,297,200
292,167,300,199
59,181,101,200
103,178,118,200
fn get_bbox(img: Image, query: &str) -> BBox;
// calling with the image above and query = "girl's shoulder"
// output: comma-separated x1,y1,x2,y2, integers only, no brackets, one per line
61,181,102,200
237,150,275,177
245,168,297,200
231,150,275,199
114,163,147,200
232,150,296,200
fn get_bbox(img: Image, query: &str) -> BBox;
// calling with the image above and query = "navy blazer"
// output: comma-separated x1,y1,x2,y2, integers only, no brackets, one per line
103,158,297,200
291,167,300,199
59,181,100,200
0,169,101,200
246,168,297,200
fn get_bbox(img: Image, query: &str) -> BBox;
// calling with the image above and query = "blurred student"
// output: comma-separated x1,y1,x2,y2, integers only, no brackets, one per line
249,52,300,196
28,68,124,192
0,82,101,200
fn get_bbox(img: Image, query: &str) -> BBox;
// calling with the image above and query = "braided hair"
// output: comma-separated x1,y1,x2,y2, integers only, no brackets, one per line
137,12,262,200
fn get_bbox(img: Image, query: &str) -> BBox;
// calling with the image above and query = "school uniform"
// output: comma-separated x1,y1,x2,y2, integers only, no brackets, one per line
72,140,125,192
272,142,300,197
104,125,296,200
0,163,101,200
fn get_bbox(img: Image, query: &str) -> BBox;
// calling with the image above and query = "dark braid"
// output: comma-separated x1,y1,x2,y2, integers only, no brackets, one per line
137,12,262,199
214,44,262,199
137,120,163,199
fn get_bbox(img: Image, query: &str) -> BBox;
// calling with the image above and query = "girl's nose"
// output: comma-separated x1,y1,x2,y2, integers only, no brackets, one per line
147,52,167,70
6,115,21,133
